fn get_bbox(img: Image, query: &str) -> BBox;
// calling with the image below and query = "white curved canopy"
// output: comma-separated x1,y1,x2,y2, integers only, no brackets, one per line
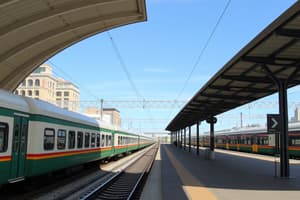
0,0,147,91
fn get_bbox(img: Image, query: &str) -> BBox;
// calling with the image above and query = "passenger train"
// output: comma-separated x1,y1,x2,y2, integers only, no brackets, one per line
191,123,300,158
0,89,154,185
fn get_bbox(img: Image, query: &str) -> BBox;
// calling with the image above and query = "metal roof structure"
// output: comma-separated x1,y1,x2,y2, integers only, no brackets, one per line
166,1,300,131
0,0,146,91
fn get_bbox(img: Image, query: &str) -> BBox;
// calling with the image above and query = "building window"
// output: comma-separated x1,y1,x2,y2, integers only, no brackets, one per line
35,90,39,96
21,80,26,86
44,128,55,150
56,91,62,96
21,90,25,96
28,90,32,96
28,79,33,86
64,98,69,109
57,129,66,150
64,91,69,96
15,90,19,95
56,99,62,107
35,79,40,86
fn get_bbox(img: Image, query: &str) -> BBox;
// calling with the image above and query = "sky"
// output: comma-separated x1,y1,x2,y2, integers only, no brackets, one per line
47,0,298,134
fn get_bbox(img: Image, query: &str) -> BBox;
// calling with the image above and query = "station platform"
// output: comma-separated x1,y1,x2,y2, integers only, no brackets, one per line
140,144,300,200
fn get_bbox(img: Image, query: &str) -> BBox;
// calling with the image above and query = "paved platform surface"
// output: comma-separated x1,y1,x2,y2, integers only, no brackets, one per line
141,144,300,200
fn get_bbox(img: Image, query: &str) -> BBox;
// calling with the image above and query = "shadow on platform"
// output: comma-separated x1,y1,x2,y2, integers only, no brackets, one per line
162,144,300,191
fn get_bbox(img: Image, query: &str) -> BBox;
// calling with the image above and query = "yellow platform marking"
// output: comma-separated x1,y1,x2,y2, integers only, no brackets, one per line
164,146,217,200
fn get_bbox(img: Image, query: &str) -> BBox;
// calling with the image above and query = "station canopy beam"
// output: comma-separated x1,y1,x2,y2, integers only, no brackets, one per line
0,0,147,91
166,1,300,131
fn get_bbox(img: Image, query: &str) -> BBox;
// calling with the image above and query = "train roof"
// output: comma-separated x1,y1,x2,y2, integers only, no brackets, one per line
24,97,99,127
96,119,116,131
0,89,30,113
207,122,300,136
215,126,266,136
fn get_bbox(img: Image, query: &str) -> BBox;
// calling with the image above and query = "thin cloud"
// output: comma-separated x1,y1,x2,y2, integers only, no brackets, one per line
189,74,212,83
143,67,171,73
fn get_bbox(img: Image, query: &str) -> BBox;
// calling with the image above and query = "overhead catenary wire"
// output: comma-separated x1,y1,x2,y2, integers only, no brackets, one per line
175,0,232,100
49,60,100,101
107,31,144,100
106,31,156,122
49,60,137,129
166,0,232,124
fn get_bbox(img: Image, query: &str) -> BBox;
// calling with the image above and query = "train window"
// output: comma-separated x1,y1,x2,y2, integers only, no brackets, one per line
291,137,300,146
57,129,66,150
91,133,95,148
77,132,83,148
106,135,109,146
0,123,9,152
44,128,55,150
108,135,112,146
96,134,100,147
101,134,105,147
68,131,75,149
241,138,246,144
85,133,90,148
246,138,250,145
257,137,261,145
262,137,269,145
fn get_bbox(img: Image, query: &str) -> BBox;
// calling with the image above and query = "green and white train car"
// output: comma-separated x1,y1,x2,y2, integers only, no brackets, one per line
0,90,154,185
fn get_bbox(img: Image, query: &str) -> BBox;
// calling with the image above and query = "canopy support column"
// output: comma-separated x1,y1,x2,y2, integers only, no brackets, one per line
262,66,300,178
189,126,191,152
184,128,186,150
176,130,179,147
196,121,200,155
278,80,289,177
181,129,183,148
206,116,217,160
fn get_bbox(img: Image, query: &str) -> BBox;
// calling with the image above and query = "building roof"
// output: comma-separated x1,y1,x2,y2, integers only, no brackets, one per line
166,1,300,131
0,0,147,91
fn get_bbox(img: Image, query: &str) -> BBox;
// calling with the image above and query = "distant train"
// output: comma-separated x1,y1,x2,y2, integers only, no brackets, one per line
0,89,154,185
191,123,300,157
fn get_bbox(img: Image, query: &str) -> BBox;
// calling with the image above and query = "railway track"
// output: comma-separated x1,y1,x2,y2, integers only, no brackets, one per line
81,144,158,200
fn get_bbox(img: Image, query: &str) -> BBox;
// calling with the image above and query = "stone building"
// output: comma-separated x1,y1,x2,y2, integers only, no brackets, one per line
15,64,80,112
84,107,121,128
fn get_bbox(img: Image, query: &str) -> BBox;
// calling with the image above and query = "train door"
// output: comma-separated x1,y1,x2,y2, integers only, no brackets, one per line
9,115,29,182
